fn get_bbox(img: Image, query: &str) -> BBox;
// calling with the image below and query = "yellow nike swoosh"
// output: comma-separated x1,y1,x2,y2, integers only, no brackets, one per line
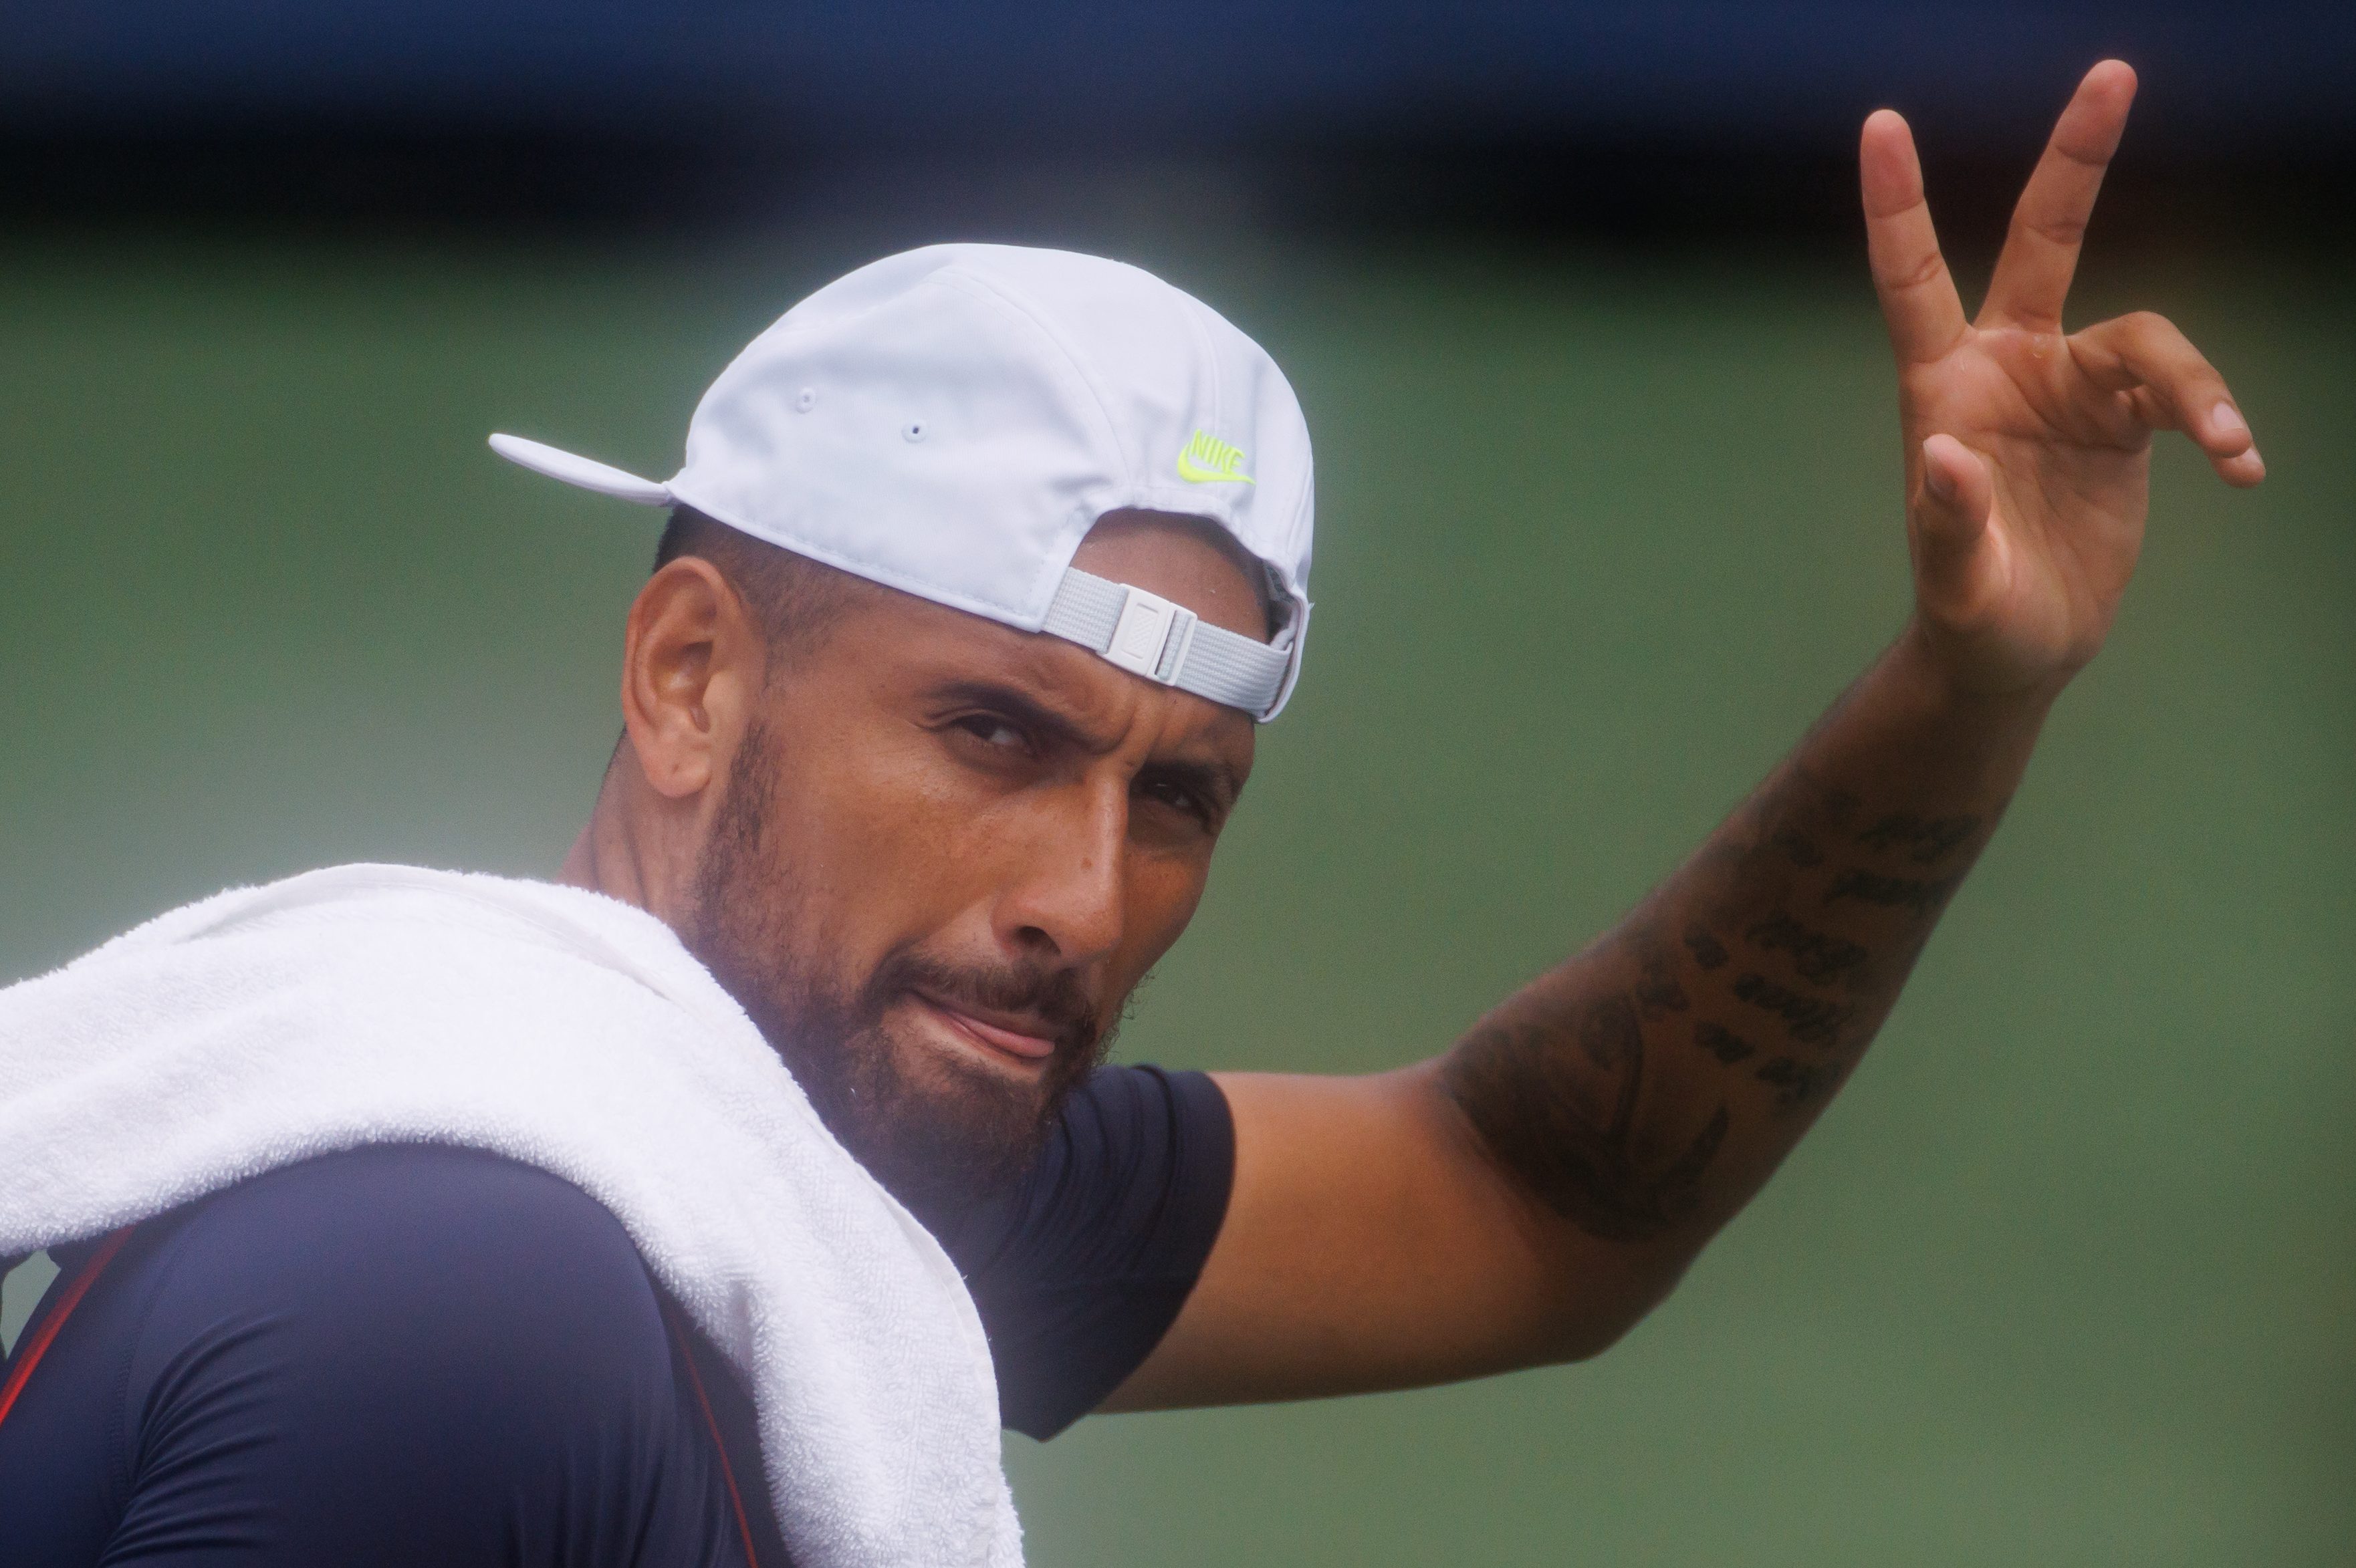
1177,430,1254,484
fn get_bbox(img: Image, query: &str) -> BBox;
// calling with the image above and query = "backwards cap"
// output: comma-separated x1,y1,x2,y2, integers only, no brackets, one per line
491,243,1315,718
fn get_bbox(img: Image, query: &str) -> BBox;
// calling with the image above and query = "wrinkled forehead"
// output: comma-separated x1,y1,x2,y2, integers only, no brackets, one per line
1075,509,1278,646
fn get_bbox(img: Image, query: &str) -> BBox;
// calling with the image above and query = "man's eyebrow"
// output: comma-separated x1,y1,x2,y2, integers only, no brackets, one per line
931,680,1112,754
1137,755,1245,816
933,678,1246,809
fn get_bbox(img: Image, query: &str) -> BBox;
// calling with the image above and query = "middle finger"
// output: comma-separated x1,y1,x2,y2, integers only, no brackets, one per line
1980,61,2137,333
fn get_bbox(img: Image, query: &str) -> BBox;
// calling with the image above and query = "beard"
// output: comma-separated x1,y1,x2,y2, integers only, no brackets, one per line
682,718,1116,1230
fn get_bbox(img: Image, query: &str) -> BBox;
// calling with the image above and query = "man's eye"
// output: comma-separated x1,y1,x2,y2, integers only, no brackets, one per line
1141,779,1212,826
953,714,1028,751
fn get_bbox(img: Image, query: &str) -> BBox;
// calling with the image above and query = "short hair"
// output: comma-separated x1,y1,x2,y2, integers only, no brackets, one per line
651,505,864,673
652,503,1284,661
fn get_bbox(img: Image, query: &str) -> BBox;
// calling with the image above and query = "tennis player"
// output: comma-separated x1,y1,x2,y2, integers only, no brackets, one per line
0,61,2261,1567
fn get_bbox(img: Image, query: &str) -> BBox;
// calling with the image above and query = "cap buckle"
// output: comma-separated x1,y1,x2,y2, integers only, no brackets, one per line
1103,587,1199,685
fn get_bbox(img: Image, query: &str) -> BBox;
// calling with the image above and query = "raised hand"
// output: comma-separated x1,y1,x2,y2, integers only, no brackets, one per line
1862,60,2263,699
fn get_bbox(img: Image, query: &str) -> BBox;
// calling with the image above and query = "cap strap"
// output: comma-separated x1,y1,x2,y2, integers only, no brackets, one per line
1043,569,1287,718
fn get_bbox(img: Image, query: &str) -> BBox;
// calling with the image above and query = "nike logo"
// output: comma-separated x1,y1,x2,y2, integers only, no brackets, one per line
1176,429,1254,484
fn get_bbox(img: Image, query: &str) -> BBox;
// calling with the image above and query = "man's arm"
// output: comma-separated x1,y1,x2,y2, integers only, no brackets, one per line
1107,59,2264,1412
1110,640,2037,1406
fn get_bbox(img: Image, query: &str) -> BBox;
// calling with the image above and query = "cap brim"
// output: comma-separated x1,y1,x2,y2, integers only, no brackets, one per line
489,434,674,506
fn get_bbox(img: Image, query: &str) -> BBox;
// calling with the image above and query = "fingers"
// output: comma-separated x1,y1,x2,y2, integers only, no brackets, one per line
1861,108,1968,365
1982,61,2137,332
2073,311,2266,486
1915,434,1995,567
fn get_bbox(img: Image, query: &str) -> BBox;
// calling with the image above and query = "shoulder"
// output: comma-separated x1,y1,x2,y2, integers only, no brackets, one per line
154,1144,673,1412
123,1148,685,1480
103,1147,719,1564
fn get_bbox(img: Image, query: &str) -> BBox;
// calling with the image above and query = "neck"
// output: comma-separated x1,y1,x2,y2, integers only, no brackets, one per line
561,761,681,922
556,823,609,897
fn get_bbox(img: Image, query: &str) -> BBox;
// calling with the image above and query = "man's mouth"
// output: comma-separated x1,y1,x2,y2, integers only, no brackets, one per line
907,991,1060,1068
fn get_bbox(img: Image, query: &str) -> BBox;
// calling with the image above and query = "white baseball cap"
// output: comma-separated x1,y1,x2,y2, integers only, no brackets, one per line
491,243,1314,719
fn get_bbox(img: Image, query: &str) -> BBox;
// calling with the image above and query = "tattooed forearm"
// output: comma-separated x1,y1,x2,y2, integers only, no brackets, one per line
1857,813,1981,863
1630,929,1691,1017
1441,644,2044,1251
1756,1055,1841,1110
1730,972,1851,1045
1745,910,1868,987
1683,926,1730,970
1825,868,1962,914
1693,1021,1757,1064
1770,826,1827,867
1444,981,1731,1243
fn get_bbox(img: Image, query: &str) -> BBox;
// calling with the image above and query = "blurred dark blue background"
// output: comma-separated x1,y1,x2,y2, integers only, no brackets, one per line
12,1,2352,146
7,2,2350,237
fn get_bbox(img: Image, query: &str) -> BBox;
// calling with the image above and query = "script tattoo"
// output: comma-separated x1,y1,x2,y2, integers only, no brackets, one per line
1756,1055,1841,1112
1731,972,1851,1045
1746,910,1868,987
1770,826,1826,868
1683,926,1730,970
1826,869,1962,915
1693,1021,1757,1065
1631,929,1691,1017
1857,813,1981,864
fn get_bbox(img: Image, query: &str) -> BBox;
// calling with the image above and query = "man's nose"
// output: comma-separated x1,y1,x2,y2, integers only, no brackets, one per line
989,777,1128,970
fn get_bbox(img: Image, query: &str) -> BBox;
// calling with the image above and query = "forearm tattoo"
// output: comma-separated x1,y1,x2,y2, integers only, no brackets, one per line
1443,759,2004,1244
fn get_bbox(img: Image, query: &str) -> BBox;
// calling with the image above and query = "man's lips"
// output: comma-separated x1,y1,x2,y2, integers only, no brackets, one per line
910,993,1060,1063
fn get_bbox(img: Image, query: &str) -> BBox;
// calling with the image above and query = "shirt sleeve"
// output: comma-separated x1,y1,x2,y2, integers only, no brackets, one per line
95,1147,755,1568
944,1065,1235,1440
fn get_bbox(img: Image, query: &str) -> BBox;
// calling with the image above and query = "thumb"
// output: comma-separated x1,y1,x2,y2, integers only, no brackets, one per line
1914,434,1994,572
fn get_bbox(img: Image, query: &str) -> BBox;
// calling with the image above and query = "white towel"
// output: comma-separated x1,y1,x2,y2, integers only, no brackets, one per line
0,863,1024,1568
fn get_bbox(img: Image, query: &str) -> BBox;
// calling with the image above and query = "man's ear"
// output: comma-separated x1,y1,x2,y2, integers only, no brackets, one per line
619,558,764,800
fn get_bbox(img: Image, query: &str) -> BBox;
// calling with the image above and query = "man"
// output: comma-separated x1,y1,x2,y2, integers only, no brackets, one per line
0,61,2261,1566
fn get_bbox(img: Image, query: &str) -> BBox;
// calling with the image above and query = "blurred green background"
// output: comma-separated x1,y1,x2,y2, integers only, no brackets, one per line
1,225,2348,1565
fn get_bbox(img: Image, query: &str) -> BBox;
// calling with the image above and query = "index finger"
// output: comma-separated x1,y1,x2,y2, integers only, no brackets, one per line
1981,60,2137,332
1860,109,1968,365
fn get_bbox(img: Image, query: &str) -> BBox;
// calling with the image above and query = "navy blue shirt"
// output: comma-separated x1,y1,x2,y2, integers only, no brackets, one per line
0,1064,1233,1566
